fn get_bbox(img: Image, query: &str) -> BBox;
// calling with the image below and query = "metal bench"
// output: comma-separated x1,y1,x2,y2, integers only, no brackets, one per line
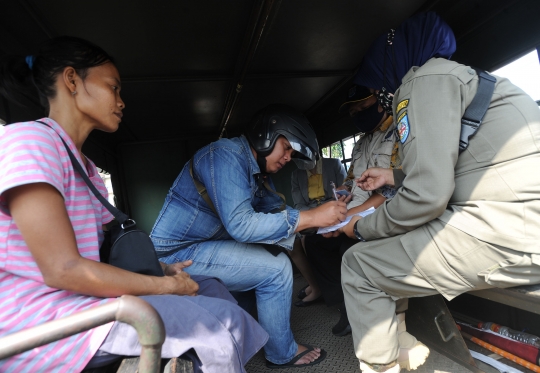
0,295,169,373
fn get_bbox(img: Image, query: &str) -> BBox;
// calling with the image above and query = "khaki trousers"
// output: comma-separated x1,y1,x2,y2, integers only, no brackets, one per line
341,220,535,364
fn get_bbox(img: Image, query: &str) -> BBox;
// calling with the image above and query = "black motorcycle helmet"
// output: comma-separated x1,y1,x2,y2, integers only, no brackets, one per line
245,104,319,173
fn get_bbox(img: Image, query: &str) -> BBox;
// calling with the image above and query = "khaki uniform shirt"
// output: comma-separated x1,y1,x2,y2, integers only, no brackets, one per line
347,120,398,209
357,58,540,257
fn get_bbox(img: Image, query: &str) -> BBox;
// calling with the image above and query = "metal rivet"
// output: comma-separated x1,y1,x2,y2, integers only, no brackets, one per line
272,119,277,124
258,133,262,137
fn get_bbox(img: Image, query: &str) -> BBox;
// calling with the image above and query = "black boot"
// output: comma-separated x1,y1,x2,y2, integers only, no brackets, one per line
332,302,351,336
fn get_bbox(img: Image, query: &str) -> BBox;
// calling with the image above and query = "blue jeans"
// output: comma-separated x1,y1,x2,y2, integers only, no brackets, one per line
160,240,298,364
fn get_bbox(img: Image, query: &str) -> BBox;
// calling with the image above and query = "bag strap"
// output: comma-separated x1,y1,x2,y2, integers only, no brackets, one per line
459,69,496,153
189,158,286,214
189,158,218,215
35,120,129,224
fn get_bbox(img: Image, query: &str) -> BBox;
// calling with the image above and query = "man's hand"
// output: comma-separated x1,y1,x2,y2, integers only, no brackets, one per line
312,200,347,227
163,260,193,276
357,167,394,191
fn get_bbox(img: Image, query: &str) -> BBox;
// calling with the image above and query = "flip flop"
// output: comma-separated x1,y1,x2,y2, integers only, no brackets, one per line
297,285,309,300
265,345,327,369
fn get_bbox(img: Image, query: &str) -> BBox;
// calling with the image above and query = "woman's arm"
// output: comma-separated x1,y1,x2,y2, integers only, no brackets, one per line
6,183,199,298
346,193,386,216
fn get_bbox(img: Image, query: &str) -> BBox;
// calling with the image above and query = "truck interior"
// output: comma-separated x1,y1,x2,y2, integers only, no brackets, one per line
1,0,540,372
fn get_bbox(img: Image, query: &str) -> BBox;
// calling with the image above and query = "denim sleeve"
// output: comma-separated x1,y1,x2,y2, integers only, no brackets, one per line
196,146,299,244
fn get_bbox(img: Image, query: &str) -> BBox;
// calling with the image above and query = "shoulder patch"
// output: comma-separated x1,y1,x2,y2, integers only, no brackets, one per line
396,99,409,113
397,112,410,144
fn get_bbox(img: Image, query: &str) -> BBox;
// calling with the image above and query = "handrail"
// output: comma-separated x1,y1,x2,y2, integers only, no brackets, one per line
0,295,165,373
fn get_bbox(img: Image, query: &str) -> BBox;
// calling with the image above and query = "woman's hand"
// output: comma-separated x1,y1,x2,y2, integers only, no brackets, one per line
167,271,199,296
357,167,394,191
162,260,199,296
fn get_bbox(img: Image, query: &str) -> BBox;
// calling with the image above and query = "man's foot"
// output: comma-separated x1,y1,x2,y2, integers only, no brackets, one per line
265,344,327,369
397,313,430,370
332,303,351,336
294,344,321,365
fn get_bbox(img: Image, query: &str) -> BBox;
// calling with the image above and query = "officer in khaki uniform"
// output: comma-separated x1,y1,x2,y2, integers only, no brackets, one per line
337,12,540,373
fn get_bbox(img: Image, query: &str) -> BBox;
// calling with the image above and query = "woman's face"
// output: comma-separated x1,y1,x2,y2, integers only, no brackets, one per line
76,62,125,132
265,136,295,173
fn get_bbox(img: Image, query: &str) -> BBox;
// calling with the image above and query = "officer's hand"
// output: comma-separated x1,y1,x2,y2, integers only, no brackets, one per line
337,193,352,204
357,167,394,191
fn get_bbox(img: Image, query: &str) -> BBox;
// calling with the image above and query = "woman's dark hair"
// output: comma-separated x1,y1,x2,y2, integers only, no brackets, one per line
0,36,114,109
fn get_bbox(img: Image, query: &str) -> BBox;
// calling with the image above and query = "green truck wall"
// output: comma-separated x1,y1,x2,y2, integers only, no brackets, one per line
117,138,298,234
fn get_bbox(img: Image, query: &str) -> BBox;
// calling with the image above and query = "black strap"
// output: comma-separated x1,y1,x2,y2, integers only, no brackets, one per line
35,121,129,224
189,157,286,215
459,69,496,153
189,158,218,215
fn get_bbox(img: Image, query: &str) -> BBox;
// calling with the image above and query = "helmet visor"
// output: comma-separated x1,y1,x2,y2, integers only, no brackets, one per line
283,133,317,170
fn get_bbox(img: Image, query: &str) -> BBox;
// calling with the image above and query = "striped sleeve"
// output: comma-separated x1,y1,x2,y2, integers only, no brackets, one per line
0,124,65,215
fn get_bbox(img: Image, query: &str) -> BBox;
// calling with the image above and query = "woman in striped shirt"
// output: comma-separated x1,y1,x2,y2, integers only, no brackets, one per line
0,36,267,373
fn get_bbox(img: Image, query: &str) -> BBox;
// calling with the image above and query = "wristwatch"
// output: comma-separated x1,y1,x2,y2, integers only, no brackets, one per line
353,221,366,242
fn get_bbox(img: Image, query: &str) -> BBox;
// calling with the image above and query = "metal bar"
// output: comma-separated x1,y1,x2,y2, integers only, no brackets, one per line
217,0,280,139
0,295,165,373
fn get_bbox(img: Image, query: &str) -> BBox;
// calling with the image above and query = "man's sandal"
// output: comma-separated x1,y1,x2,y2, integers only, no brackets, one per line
265,345,327,369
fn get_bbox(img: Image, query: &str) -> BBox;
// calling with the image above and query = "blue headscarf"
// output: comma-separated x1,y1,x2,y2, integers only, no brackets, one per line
354,12,456,94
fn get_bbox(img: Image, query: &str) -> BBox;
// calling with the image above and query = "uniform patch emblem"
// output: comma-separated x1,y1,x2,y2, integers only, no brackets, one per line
397,113,410,144
396,99,409,113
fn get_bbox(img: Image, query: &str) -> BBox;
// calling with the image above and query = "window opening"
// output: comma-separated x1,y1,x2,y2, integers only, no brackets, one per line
98,168,116,206
492,50,540,104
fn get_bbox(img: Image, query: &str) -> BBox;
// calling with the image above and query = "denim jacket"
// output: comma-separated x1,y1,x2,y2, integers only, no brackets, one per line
150,135,299,257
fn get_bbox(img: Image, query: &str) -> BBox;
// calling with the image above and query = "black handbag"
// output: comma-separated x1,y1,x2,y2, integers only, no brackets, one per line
36,121,164,276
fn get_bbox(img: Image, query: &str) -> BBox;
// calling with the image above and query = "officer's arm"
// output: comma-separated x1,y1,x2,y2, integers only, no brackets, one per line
356,74,464,240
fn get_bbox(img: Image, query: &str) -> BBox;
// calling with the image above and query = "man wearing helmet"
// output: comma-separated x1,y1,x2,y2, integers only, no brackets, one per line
150,104,347,368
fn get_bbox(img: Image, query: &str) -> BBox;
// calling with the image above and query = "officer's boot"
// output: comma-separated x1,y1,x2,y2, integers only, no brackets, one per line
332,302,351,336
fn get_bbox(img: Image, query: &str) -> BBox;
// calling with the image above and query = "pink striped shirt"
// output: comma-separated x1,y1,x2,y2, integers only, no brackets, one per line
0,118,115,372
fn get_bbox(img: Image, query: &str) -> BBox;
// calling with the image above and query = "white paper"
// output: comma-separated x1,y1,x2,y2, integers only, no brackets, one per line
317,207,375,234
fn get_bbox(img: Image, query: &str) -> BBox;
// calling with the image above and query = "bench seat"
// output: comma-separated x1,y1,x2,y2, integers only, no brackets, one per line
469,283,540,315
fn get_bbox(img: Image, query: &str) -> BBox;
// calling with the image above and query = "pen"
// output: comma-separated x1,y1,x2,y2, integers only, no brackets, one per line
330,181,339,201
